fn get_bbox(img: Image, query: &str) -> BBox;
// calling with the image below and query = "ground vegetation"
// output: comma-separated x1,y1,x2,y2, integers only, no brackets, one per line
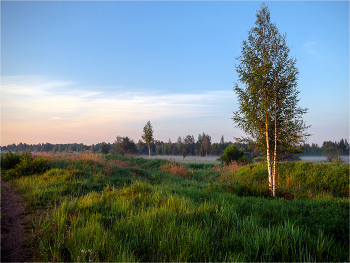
1,153,348,262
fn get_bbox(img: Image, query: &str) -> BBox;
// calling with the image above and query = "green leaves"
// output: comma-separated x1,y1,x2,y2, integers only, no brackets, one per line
219,144,246,165
2,156,50,180
141,121,154,145
142,121,154,156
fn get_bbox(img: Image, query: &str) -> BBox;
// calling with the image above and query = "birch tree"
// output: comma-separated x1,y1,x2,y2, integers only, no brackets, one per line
233,3,310,197
141,121,154,157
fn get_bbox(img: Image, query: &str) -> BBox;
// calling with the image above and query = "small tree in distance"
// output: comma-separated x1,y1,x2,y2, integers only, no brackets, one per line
115,136,137,156
141,121,154,158
100,142,109,154
324,147,339,162
220,144,247,165
182,149,187,160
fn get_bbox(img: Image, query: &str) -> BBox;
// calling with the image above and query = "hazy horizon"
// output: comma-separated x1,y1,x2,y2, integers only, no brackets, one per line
1,1,349,147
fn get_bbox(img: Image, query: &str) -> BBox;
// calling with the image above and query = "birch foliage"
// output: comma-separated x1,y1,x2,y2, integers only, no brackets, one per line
141,121,154,157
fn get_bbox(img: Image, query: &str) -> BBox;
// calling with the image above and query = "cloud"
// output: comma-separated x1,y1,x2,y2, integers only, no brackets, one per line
301,41,321,60
1,75,237,144
302,41,316,48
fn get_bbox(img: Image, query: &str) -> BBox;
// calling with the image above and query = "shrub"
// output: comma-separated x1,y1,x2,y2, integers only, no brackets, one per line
1,150,21,171
220,145,251,164
2,155,51,180
2,169,17,181
93,172,105,183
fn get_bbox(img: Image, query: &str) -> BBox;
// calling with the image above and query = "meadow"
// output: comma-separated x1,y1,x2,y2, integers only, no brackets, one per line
1,151,349,262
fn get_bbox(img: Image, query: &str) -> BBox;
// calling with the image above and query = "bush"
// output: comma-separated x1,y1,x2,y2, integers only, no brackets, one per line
1,150,22,171
2,169,17,181
220,145,251,164
2,154,51,181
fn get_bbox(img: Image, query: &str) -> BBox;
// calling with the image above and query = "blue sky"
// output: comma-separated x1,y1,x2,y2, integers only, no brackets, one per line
1,1,349,146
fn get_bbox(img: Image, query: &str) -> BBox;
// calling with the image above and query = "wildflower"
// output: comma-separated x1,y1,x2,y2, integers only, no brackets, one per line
88,249,92,253
77,256,80,260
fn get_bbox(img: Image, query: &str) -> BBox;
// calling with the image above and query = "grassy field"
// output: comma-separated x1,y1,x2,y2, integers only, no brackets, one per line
1,152,349,262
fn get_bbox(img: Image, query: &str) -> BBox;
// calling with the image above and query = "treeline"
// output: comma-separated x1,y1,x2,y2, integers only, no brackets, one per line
0,134,259,159
1,142,94,154
299,139,349,156
114,134,259,159
2,136,348,158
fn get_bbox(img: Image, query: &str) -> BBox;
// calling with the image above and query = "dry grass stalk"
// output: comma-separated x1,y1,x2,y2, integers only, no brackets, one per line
160,162,188,178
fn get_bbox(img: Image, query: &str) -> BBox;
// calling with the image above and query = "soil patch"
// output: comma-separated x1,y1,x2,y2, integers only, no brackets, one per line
1,180,30,262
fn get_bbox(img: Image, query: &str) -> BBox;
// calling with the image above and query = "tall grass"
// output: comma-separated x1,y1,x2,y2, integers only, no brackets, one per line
30,182,347,262
160,162,188,178
212,161,349,199
6,154,349,262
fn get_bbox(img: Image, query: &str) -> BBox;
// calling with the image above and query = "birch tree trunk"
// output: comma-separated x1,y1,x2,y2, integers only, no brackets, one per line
272,47,278,198
266,122,272,193
273,94,277,198
263,25,273,194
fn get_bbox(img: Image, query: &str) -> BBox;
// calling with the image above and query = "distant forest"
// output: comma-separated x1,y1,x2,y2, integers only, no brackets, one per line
1,135,349,158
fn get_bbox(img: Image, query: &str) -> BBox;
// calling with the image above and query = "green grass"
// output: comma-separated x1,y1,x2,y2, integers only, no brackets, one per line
3,154,349,262
212,161,349,199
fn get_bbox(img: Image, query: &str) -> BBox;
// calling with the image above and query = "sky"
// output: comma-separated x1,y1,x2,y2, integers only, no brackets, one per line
1,1,349,146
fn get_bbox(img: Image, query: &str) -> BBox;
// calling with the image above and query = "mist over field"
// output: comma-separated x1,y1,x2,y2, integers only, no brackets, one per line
300,155,349,163
143,155,350,164
141,155,220,163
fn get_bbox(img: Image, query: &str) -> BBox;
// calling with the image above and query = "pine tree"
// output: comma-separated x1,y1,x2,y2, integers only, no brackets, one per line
184,135,195,155
233,3,310,197
220,135,225,152
199,144,205,157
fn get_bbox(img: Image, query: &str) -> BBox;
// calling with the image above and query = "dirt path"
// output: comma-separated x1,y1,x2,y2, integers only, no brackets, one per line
1,180,30,262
